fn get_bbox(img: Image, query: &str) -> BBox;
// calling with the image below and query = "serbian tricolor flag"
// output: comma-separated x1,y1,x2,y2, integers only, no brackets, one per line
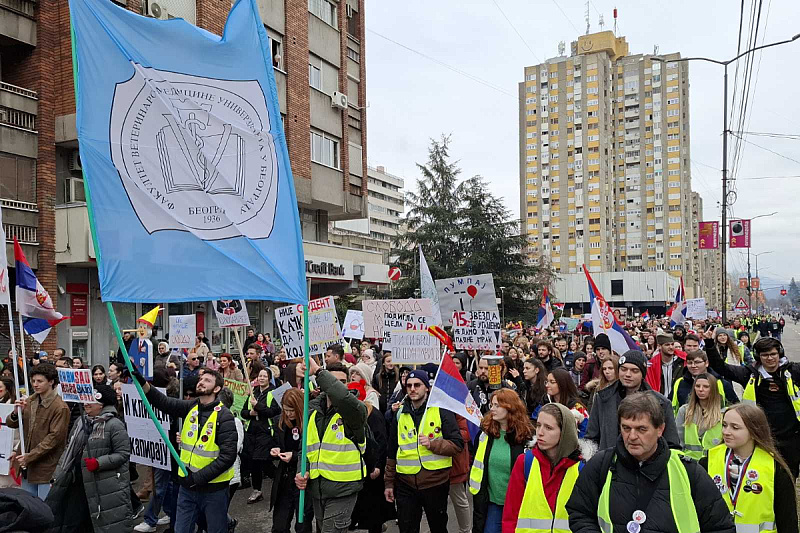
584,266,638,355
23,316,68,343
427,352,482,440
536,288,555,330
14,237,65,322
641,310,650,321
668,277,687,327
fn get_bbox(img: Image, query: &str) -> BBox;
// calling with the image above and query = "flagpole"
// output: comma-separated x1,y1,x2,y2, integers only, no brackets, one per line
17,312,29,396
7,306,26,455
298,303,311,523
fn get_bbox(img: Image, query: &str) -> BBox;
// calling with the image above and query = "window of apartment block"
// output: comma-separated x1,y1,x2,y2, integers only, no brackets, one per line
0,154,35,203
310,130,340,169
309,0,337,28
309,61,322,91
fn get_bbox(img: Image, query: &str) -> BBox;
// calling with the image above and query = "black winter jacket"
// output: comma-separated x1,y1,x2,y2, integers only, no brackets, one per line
566,437,735,533
241,385,281,461
145,387,237,491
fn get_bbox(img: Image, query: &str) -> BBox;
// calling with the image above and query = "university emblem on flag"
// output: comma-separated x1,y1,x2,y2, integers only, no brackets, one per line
110,65,280,240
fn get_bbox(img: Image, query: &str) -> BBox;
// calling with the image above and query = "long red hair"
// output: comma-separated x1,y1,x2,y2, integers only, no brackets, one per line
481,388,533,444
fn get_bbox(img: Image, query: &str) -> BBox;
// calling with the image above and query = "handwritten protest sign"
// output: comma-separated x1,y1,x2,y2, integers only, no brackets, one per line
361,299,432,339
122,384,171,470
212,299,250,328
452,310,501,351
686,298,707,320
391,329,441,365
0,404,13,475
169,314,196,349
436,274,499,326
342,310,364,340
57,368,95,403
275,297,343,358
383,312,433,351
275,303,304,359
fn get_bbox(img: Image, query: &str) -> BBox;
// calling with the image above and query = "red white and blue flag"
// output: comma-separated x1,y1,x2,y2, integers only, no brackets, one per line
427,352,482,439
584,266,638,355
641,310,650,321
668,277,687,327
22,316,68,344
536,287,555,330
14,237,65,322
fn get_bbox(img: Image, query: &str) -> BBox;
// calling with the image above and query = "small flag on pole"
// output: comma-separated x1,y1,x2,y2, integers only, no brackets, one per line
535,288,555,329
641,310,650,321
427,352,482,440
22,316,69,344
584,266,638,355
668,278,687,327
14,237,65,322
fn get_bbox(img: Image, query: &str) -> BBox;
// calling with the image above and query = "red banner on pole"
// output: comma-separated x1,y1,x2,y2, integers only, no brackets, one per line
698,221,719,249
729,219,751,248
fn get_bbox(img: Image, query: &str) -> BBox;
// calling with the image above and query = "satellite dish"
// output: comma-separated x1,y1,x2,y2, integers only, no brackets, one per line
150,2,162,18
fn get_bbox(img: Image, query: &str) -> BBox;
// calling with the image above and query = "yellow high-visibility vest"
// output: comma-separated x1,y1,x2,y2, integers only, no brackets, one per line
515,453,579,533
306,410,366,482
179,402,233,484
742,370,800,422
396,406,452,474
682,420,722,460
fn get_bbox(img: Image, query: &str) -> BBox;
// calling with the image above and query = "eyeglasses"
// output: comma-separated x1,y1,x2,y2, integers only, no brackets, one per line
406,382,424,389
760,352,780,359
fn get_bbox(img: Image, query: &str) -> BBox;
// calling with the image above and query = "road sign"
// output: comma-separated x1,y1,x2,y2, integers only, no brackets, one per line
734,297,749,310
388,267,402,282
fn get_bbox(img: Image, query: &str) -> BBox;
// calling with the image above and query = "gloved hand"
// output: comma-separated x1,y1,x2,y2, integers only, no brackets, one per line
84,457,99,472
184,471,197,489
130,366,147,386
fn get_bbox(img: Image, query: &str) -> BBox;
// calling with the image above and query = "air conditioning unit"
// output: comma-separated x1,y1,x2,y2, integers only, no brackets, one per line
148,1,169,19
68,150,82,171
65,177,86,204
331,91,348,110
346,4,354,18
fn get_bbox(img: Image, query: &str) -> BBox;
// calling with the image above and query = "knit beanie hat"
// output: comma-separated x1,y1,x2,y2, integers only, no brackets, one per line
92,383,117,407
407,369,431,389
594,334,612,351
349,362,373,384
618,350,648,377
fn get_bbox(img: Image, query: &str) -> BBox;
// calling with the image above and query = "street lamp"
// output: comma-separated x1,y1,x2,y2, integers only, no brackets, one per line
740,212,778,313
652,33,800,322
752,251,773,315
500,286,506,326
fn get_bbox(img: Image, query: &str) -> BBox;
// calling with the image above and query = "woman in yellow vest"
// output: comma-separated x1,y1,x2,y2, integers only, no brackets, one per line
701,404,797,533
469,389,533,533
502,403,585,533
676,373,723,460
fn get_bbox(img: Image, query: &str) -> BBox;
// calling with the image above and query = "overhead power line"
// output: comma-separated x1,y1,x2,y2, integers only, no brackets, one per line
550,0,582,34
489,0,542,64
730,132,800,167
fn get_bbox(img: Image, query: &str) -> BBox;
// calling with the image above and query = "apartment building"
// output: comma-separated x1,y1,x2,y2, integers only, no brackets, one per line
0,0,389,361
329,165,405,263
519,31,705,297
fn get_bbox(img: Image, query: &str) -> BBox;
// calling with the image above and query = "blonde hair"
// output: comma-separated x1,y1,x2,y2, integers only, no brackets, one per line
724,403,792,477
685,373,722,433
598,358,618,391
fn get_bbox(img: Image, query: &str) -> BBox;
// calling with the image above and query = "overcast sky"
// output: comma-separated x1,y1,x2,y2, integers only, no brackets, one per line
363,0,800,285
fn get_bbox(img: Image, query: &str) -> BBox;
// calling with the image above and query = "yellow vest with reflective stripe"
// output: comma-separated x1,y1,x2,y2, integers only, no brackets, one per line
396,406,452,474
516,454,579,533
683,420,722,460
468,432,489,494
179,402,234,484
742,370,800,422
672,377,726,417
306,410,366,482
597,450,700,533
708,445,776,533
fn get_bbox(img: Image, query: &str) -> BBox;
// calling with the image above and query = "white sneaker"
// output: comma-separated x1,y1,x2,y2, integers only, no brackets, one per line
157,515,171,525
133,523,156,533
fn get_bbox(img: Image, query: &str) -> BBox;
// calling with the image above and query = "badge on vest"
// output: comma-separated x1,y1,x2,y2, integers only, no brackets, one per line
292,427,300,441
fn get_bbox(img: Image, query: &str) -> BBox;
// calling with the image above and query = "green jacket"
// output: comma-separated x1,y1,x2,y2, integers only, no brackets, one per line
300,369,368,499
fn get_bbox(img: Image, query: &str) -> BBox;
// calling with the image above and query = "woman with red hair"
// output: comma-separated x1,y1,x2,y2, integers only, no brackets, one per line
469,388,534,533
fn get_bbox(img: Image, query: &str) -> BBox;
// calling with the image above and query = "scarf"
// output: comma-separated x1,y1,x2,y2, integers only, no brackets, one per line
89,411,116,441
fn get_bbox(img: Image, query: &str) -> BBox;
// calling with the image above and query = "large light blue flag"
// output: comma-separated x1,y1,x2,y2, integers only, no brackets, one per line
70,0,306,304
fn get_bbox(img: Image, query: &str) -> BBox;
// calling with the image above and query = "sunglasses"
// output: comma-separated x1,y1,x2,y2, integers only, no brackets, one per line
406,382,424,389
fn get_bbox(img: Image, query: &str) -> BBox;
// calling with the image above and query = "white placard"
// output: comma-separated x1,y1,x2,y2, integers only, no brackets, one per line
168,314,196,349
122,384,171,470
0,404,13,475
383,312,433,351
686,298,707,320
390,329,441,365
342,310,364,340
361,299,433,339
275,297,343,358
452,310,501,351
435,274,499,326
212,299,251,328
56,368,96,403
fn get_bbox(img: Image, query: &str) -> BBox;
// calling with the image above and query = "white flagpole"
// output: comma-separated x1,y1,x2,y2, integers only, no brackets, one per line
17,312,29,397
7,305,26,455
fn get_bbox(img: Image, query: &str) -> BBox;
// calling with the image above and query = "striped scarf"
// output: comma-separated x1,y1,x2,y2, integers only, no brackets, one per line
89,412,115,440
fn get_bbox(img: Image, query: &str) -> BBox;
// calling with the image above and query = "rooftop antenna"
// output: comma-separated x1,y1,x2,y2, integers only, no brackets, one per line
558,40,566,56
585,0,590,34
654,44,660,56
599,14,605,30
613,7,618,35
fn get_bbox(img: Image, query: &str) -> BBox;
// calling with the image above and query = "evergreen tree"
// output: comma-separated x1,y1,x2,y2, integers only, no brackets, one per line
789,277,800,306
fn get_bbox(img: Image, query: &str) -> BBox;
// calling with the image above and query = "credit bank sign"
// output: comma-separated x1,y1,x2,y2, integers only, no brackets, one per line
305,256,353,281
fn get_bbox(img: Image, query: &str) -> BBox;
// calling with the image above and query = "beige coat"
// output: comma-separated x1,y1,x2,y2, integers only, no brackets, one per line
6,387,70,483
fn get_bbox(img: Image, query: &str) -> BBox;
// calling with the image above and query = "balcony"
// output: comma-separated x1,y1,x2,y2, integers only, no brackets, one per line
0,0,36,47
1,198,37,267
0,82,37,159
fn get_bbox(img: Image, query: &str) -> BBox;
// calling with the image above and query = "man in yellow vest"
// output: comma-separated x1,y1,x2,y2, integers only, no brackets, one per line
133,367,236,533
294,358,367,533
384,369,463,533
704,334,800,478
566,392,735,533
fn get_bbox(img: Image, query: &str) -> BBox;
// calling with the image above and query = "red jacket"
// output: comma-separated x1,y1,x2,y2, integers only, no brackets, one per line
501,447,578,533
645,349,687,393
449,415,471,484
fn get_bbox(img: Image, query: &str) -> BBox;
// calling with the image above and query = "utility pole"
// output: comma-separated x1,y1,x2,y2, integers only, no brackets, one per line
747,248,752,314
721,65,729,322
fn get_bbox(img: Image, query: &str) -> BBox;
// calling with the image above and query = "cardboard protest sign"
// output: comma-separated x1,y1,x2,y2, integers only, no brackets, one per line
436,274,499,326
383,312,433,350
0,404,13,475
342,310,364,340
57,368,95,403
276,297,343,358
169,314,196,349
390,329,441,365
223,378,251,429
686,298,707,320
452,310,501,351
121,384,171,470
212,299,250,328
361,299,432,339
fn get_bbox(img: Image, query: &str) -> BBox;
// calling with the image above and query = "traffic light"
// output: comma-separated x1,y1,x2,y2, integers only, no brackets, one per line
781,289,788,296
